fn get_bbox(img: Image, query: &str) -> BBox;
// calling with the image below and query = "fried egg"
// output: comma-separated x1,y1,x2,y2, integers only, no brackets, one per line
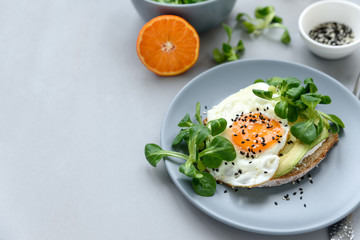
207,82,290,187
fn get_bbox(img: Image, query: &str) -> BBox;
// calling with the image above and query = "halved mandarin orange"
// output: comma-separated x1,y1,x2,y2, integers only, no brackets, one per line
136,15,200,76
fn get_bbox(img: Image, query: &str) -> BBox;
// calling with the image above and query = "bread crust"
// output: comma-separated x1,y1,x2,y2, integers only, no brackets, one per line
258,132,339,187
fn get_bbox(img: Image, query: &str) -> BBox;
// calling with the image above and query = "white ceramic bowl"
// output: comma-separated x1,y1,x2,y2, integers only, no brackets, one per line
298,0,360,59
131,0,236,33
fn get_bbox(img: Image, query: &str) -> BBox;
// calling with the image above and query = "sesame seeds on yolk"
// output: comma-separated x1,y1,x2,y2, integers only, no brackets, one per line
230,112,285,154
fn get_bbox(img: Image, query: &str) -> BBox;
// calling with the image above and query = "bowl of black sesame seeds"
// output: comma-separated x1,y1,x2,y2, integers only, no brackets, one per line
298,0,360,59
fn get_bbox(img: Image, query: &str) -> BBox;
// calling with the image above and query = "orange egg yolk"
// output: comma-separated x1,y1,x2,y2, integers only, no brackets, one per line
230,112,285,155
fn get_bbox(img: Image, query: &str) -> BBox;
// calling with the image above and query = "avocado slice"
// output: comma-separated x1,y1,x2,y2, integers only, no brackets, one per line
274,129,329,178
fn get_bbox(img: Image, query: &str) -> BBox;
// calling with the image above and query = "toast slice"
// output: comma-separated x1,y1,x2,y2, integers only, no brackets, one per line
203,118,339,187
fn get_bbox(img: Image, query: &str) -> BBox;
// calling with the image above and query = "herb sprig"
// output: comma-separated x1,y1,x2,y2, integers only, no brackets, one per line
213,23,245,64
145,102,236,197
253,77,344,145
237,6,291,45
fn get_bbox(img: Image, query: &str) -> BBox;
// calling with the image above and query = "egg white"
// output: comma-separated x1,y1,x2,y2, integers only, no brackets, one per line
207,83,290,187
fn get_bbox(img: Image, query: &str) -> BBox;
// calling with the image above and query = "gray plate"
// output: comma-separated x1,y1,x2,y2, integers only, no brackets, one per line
160,59,360,235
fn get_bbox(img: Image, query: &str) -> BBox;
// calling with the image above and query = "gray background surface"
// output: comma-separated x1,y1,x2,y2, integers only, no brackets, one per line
0,0,359,239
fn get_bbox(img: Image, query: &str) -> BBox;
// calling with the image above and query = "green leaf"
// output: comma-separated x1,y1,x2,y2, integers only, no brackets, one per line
254,79,265,83
255,6,272,18
199,135,236,162
281,29,291,44
144,144,164,167
266,77,283,87
222,43,233,54
316,115,324,136
328,114,345,128
286,85,305,99
201,157,223,168
145,144,188,167
290,120,318,145
195,102,202,124
304,78,318,93
213,48,225,64
275,100,288,119
272,15,283,23
294,99,307,111
192,172,216,197
179,161,202,178
301,94,322,111
242,21,256,33
320,95,331,104
281,77,302,91
172,129,188,146
287,104,298,122
252,89,273,100
188,124,211,146
234,40,245,51
236,13,245,21
207,118,227,136
178,113,193,127
319,112,345,133
222,23,232,44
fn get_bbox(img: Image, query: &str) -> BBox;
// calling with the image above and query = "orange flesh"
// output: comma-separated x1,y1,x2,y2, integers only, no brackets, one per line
136,15,200,76
231,113,285,154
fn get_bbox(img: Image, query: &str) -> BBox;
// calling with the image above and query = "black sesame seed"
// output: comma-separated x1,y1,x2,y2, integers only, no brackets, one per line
304,204,307,208
224,190,227,193
274,202,278,206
